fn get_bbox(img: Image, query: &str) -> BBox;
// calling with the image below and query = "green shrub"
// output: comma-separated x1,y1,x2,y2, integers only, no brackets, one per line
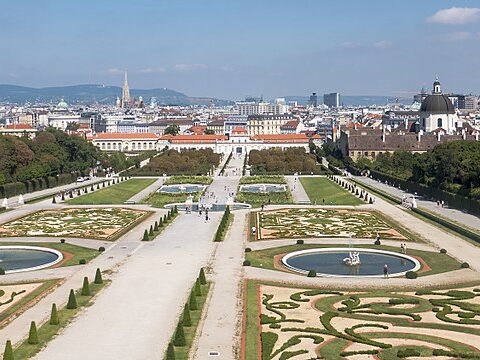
28,321,38,344
182,304,192,327
243,260,251,266
66,289,77,309
189,291,198,311
173,322,186,346
149,225,154,236
159,218,163,227
142,229,149,241
269,323,281,329
405,271,418,279
166,342,175,360
194,278,202,296
60,239,66,243
79,259,86,265
81,277,91,296
50,303,59,325
461,262,470,269
440,248,447,254
3,340,13,360
94,268,103,284
0,268,5,276
154,221,159,231
199,268,207,285
296,239,304,245
52,196,56,203
98,246,105,252
397,348,421,358
389,298,420,305
307,270,316,277
245,247,252,253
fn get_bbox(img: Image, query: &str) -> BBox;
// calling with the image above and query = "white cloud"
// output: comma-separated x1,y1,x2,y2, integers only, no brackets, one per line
106,68,122,75
173,63,207,71
427,7,480,24
340,41,362,48
137,67,166,74
373,40,392,48
446,31,471,41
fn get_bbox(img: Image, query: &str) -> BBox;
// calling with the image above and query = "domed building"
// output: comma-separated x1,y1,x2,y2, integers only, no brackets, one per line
419,78,459,133
56,98,69,111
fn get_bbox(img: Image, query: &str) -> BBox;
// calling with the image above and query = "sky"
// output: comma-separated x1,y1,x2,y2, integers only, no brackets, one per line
0,0,479,100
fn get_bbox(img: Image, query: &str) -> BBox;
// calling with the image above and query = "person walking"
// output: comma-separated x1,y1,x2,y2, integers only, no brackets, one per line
403,243,407,254
383,264,389,279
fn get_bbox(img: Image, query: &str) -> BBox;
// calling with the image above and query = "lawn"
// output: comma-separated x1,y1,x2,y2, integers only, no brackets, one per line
245,244,462,277
236,175,292,208
67,178,156,205
0,242,100,267
300,177,363,205
164,176,212,185
239,175,286,184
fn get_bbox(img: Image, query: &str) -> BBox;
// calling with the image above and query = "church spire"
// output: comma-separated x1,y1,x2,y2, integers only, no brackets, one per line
433,77,441,94
121,71,131,108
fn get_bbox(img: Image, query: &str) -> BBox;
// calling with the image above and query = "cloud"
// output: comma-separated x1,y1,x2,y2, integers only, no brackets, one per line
340,41,362,48
446,31,471,41
426,7,480,24
373,40,392,48
173,63,207,71
106,68,122,75
137,67,166,74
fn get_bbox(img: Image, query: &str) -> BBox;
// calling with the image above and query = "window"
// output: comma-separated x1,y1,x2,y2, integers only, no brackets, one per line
437,118,442,128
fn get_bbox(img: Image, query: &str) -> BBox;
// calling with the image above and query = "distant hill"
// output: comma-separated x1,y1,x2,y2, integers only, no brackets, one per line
0,84,233,106
283,95,412,106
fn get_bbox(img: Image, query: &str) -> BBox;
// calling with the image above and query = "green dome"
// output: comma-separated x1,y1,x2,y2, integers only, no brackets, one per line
57,98,68,109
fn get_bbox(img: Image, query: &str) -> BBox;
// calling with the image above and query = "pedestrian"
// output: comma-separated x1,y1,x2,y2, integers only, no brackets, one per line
251,226,256,235
261,204,264,211
441,200,445,208
403,243,407,254
400,243,404,254
322,198,325,205
383,264,389,278
437,200,440,207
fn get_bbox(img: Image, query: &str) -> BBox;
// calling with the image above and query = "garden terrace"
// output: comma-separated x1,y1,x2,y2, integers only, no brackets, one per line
236,176,292,208
67,178,156,205
300,177,363,206
0,208,150,241
255,208,409,241
244,281,480,360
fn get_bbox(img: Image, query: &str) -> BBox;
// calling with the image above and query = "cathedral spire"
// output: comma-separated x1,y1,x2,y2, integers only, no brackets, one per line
121,71,131,108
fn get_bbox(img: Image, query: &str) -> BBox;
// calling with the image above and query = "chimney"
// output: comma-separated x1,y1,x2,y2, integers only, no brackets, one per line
437,132,441,142
382,127,386,142
476,131,479,141
462,128,466,140
417,130,422,142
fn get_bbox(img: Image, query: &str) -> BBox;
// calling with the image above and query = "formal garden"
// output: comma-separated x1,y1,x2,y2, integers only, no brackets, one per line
245,281,480,360
67,178,156,205
300,177,363,206
254,208,408,241
236,176,293,208
0,208,150,240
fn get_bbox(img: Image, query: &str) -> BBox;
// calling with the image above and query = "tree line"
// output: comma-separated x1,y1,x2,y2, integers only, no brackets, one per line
249,148,318,174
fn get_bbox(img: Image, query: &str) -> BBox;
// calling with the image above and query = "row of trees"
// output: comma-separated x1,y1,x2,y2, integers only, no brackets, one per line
131,149,221,176
249,148,317,174
355,141,480,199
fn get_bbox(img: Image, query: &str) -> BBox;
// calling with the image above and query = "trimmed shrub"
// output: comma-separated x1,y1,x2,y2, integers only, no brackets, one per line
28,321,39,344
52,196,56,204
79,259,86,265
296,239,304,245
98,246,105,252
243,260,251,266
405,271,418,279
461,262,470,269
50,303,59,325
158,218,164,227
189,291,198,311
173,322,186,346
81,277,91,296
166,342,175,360
66,289,77,309
397,348,420,358
199,268,207,285
94,268,103,284
90,185,94,191
0,268,5,276
61,193,65,201
60,239,66,244
440,248,447,254
194,278,202,296
154,221,159,232
245,247,252,253
97,184,100,190
142,229,150,241
307,270,317,277
182,304,192,327
3,340,13,360
149,225,154,236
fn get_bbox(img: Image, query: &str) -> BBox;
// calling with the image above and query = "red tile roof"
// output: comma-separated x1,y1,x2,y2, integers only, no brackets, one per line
5,124,34,130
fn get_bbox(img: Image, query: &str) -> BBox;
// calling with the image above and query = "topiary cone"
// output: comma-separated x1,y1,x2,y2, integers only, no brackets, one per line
189,291,198,311
81,277,91,296
50,303,59,325
159,218,163,227
166,342,176,360
94,268,103,284
142,229,149,241
194,278,202,296
154,221,159,231
199,268,207,285
3,340,13,360
149,225,154,236
28,321,38,344
66,289,77,309
182,304,192,327
173,322,186,347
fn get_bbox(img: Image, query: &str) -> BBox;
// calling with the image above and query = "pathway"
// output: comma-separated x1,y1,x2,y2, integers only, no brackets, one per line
126,177,164,203
354,176,480,231
285,175,310,204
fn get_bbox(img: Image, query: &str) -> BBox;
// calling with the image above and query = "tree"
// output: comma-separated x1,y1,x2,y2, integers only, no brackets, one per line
166,342,176,360
142,229,150,241
81,277,91,296
199,268,207,285
3,340,13,360
154,221,159,231
182,304,192,327
50,303,59,325
164,125,180,136
189,291,198,311
149,225,154,237
173,322,186,346
94,268,103,284
66,289,77,309
28,321,38,344
194,278,202,296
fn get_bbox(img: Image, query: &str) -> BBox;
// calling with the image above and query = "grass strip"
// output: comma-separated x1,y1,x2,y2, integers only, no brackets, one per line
300,177,363,205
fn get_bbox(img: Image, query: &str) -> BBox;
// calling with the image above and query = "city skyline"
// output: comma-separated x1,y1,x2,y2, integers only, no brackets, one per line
1,0,480,99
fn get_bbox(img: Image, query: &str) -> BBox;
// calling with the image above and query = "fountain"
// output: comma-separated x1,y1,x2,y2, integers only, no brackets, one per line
239,184,286,193
343,251,361,266
0,246,63,274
